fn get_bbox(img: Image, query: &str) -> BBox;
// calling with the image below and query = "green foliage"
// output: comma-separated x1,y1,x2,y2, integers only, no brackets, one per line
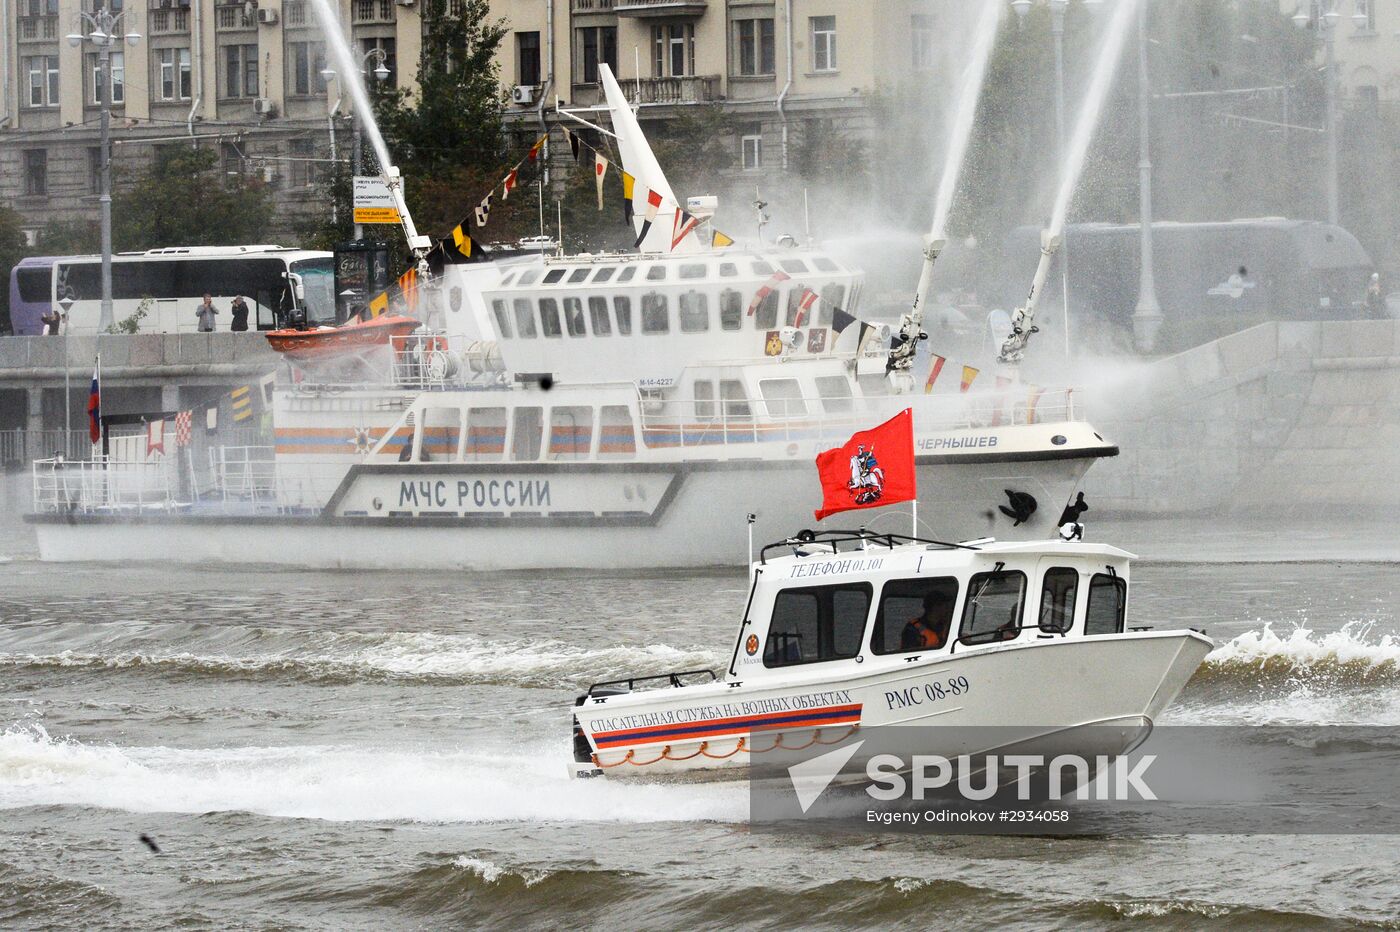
37,219,99,255
0,206,29,334
105,296,151,334
110,147,274,252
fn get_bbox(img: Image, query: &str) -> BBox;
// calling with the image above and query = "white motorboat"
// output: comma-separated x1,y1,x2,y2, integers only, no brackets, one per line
570,529,1211,779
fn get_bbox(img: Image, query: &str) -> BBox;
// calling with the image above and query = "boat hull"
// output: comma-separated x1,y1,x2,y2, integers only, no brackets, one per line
570,631,1211,780
28,451,1098,569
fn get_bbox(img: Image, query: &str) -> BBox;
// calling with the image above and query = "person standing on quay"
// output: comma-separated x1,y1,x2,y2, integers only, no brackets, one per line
230,296,250,332
196,294,219,333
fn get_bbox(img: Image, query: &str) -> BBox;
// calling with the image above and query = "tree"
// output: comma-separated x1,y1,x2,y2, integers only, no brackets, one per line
0,206,29,334
110,146,274,251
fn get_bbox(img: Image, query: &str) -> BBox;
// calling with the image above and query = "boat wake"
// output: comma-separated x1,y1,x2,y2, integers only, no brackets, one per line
0,622,722,689
0,725,747,824
1173,622,1400,724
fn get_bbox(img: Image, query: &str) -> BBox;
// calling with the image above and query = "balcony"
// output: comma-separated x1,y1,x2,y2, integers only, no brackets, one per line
572,0,614,10
614,0,707,15
149,9,190,32
351,0,393,23
17,15,58,41
622,74,719,105
284,0,306,25
215,4,254,29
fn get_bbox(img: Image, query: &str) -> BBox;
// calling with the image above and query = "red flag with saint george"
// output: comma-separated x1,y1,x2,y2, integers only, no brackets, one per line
812,408,916,521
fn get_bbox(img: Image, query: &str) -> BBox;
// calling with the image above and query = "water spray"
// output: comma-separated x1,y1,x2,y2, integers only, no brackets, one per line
309,0,432,264
889,1,1002,392
999,0,1140,365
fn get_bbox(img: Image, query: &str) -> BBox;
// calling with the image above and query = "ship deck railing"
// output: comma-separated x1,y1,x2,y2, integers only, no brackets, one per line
32,455,176,515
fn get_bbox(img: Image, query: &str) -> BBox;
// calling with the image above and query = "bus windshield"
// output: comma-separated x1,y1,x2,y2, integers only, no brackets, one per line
291,257,336,324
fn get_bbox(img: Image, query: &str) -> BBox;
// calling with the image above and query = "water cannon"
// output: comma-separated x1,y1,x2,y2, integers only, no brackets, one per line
686,195,718,220
381,165,433,256
998,228,1062,365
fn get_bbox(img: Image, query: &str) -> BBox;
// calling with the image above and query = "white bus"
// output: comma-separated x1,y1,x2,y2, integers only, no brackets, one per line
51,245,336,334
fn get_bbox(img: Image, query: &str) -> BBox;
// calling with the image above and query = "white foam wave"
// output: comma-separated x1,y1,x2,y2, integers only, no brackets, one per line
0,625,721,688
451,856,550,887
0,725,748,825
1205,621,1400,672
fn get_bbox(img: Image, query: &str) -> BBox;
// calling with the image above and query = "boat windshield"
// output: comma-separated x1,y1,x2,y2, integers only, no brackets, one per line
291,257,336,324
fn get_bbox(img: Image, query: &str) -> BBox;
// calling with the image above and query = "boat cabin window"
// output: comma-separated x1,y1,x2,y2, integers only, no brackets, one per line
719,262,738,277
465,407,506,461
589,296,611,335
779,259,808,274
598,405,636,458
568,268,590,283
563,297,586,337
641,293,669,334
518,269,541,285
813,257,839,272
646,265,667,281
1084,573,1126,635
539,298,563,338
679,264,707,280
593,267,615,283
500,272,517,286
721,379,751,418
785,288,809,326
543,269,566,284
720,289,743,330
679,291,709,332
1039,567,1079,633
763,583,872,668
819,285,846,326
752,261,774,276
753,289,779,329
694,380,716,419
491,299,513,338
871,577,960,655
759,378,807,417
815,376,853,414
549,406,593,460
958,570,1026,645
614,296,633,334
513,298,537,338
420,407,460,462
511,407,543,461
616,266,637,283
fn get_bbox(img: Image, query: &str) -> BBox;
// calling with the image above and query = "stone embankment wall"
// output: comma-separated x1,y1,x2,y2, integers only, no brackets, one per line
1089,320,1400,514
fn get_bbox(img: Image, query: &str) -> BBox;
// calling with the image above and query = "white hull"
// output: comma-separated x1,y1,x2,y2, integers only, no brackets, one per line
572,631,1211,779
30,453,1093,570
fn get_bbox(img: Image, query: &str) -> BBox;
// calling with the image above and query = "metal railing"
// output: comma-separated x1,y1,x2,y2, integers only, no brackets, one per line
622,75,720,105
211,445,281,511
17,14,57,39
215,5,253,29
573,0,613,8
1,429,94,468
33,456,175,514
149,9,188,31
283,0,305,24
634,387,1081,450
351,0,392,22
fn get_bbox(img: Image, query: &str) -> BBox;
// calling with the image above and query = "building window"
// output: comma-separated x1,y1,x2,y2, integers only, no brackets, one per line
810,15,837,72
911,15,936,70
224,44,259,98
360,37,396,87
576,26,617,84
741,129,762,171
652,23,694,77
23,55,59,108
88,51,125,105
88,147,102,194
288,41,328,96
1355,0,1376,31
157,47,192,101
516,31,541,86
289,138,319,187
23,149,47,196
733,18,775,76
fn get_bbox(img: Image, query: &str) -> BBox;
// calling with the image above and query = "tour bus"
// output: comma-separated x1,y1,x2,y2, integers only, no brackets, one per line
997,218,1376,353
7,245,335,335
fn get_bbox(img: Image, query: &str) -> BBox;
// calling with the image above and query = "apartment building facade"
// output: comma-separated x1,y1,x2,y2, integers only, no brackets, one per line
0,0,423,242
491,0,935,176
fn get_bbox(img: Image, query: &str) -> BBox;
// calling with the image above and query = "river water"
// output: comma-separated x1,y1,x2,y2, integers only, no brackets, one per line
3,476,1400,928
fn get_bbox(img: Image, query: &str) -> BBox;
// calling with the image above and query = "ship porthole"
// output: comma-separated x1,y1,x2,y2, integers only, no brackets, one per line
1051,435,1067,446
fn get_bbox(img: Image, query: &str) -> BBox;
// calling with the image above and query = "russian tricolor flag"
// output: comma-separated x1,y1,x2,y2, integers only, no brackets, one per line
86,363,100,444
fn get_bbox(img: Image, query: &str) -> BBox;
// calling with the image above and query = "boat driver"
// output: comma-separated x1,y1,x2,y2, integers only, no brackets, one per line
901,592,952,651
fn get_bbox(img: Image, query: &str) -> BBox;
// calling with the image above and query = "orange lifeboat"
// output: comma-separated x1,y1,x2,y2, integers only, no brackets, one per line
266,315,421,362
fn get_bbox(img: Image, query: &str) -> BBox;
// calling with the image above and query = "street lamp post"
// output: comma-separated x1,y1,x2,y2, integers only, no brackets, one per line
1131,0,1162,353
1294,2,1341,226
321,48,391,242
67,8,140,334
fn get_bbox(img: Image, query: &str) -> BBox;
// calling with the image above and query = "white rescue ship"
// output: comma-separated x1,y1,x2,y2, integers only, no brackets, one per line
571,528,1211,779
